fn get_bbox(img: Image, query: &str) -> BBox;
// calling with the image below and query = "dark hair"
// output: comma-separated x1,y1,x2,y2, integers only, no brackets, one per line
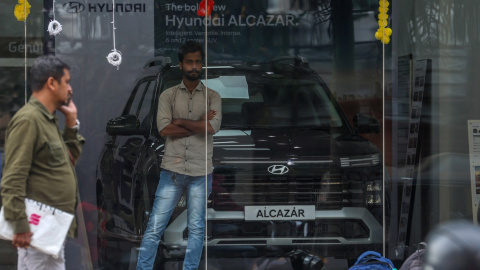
30,55,70,91
178,41,205,63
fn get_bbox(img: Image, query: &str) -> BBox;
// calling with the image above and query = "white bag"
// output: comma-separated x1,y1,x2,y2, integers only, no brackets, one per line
0,198,74,257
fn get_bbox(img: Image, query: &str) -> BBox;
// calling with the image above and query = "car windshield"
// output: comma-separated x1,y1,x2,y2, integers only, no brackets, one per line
161,65,347,131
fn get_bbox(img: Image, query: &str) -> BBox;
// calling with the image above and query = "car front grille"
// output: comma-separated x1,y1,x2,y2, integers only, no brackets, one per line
211,172,371,211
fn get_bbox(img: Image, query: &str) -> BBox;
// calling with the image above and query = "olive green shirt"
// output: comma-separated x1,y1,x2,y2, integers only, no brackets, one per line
157,81,222,176
1,96,85,237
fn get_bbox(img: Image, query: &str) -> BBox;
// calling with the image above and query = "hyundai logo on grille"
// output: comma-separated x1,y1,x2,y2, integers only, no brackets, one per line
63,2,85,13
268,165,289,175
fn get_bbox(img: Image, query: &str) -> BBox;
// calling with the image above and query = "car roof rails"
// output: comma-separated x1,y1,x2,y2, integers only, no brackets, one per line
143,56,172,69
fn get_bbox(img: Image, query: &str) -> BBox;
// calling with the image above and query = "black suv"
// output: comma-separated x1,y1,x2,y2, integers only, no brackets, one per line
95,56,383,268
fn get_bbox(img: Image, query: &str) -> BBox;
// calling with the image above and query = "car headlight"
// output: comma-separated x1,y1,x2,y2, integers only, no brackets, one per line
340,153,381,168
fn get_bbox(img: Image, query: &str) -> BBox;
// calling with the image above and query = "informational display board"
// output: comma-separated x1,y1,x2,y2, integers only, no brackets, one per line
468,120,480,224
397,59,430,257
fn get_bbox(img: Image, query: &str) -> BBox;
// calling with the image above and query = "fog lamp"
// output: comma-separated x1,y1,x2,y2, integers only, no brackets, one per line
365,180,382,205
366,181,382,192
366,194,382,205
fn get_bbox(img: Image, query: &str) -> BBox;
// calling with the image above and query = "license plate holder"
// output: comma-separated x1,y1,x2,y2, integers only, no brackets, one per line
244,205,315,221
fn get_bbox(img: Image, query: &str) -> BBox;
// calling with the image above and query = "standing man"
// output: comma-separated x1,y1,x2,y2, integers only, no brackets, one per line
136,41,221,270
1,55,85,269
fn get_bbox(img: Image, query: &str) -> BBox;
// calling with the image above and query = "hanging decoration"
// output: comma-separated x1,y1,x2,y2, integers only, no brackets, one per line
47,0,63,36
197,0,215,17
14,0,31,21
107,50,122,68
375,0,392,44
106,0,122,69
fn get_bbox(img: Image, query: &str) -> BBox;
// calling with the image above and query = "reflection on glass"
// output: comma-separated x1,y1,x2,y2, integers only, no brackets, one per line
0,0,397,268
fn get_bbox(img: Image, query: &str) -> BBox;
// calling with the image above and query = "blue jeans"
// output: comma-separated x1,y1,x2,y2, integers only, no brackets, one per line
136,170,212,270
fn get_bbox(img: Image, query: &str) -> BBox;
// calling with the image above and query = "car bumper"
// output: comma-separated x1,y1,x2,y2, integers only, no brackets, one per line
163,207,383,248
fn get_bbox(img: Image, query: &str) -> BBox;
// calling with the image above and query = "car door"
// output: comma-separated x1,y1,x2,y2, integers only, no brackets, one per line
109,78,157,233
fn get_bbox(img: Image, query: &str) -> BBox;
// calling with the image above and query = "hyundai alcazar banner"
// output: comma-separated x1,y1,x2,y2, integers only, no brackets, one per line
156,0,301,61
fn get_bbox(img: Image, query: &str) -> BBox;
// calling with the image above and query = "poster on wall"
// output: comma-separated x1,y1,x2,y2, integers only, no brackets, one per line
155,0,299,62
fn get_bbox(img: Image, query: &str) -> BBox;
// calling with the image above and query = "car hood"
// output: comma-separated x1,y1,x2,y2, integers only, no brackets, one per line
213,128,380,165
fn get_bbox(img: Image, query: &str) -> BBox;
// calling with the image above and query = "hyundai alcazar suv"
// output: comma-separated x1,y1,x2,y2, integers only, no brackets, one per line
96,56,383,268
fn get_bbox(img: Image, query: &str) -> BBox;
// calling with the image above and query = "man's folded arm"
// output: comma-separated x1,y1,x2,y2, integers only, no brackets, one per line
172,118,215,135
160,123,195,138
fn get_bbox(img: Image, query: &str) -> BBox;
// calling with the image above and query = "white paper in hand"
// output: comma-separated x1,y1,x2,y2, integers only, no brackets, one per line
0,198,74,257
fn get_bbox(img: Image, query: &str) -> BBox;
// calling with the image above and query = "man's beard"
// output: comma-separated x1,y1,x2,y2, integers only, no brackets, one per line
183,69,202,81
62,95,72,106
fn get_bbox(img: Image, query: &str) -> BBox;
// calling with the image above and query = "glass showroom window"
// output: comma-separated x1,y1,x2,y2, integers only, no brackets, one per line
6,0,480,269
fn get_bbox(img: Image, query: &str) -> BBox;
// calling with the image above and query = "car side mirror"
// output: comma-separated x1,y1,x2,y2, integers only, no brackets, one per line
106,114,144,136
353,113,380,134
